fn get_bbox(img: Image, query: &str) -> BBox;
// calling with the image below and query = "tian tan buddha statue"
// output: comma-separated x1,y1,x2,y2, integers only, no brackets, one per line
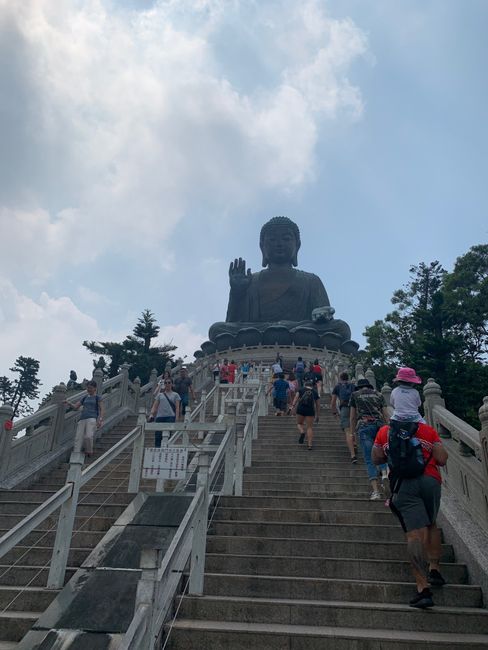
197,216,359,355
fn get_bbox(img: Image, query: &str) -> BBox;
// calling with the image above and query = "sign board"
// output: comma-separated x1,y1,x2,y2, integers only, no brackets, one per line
142,447,188,480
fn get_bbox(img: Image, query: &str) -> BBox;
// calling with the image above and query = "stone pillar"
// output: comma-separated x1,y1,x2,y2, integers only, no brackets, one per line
0,404,15,481
119,363,131,407
51,383,68,449
132,376,141,412
423,378,445,430
365,368,376,390
355,363,365,380
381,382,392,407
93,367,104,395
149,368,158,387
478,397,488,486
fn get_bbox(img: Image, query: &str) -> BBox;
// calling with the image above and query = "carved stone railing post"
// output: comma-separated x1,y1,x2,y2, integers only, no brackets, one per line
93,368,104,395
381,382,392,407
0,404,15,481
120,363,130,407
149,368,158,388
51,383,68,449
133,376,141,411
423,378,446,431
189,452,210,595
223,404,237,495
478,396,488,486
355,363,365,380
365,368,376,390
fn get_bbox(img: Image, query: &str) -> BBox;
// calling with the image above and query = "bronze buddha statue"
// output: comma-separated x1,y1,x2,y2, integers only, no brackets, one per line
198,216,358,355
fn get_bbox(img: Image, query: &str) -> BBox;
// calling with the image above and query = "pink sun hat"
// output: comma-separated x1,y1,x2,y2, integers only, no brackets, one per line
394,367,422,384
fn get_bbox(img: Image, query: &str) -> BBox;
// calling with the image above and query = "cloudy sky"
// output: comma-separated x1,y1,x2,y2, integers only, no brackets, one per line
1,0,487,398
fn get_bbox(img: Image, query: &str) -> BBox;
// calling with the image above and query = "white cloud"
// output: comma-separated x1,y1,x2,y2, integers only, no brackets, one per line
157,321,206,361
0,279,114,397
0,279,206,406
0,0,368,281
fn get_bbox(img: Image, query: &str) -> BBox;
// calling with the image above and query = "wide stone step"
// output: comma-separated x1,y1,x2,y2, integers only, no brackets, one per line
243,487,373,498
0,528,105,548
213,507,404,525
0,514,114,532
204,553,467,583
206,536,455,562
0,585,59,612
166,619,488,649
210,520,408,542
0,611,43,642
1,546,91,568
0,491,134,505
250,460,361,470
217,496,386,511
0,501,128,517
201,572,482,607
177,594,488,634
0,565,76,587
244,468,364,478
243,476,370,488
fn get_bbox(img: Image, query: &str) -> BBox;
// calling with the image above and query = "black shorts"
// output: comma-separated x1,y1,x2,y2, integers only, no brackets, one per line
273,397,287,411
297,409,315,417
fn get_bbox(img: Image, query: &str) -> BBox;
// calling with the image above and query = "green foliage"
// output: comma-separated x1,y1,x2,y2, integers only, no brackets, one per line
362,248,488,427
83,309,176,384
2,356,42,418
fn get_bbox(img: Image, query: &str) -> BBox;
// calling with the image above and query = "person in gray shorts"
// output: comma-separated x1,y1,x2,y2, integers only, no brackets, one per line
330,372,356,462
372,422,448,609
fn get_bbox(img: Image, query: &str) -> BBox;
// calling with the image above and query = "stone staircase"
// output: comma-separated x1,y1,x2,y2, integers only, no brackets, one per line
0,415,162,648
167,412,488,649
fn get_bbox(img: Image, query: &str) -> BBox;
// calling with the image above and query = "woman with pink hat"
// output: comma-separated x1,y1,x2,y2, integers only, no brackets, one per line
390,367,425,423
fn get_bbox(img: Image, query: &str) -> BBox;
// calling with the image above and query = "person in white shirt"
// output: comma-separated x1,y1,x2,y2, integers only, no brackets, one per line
390,367,425,423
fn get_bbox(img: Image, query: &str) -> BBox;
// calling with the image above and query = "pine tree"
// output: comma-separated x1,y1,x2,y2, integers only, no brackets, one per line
8,356,42,418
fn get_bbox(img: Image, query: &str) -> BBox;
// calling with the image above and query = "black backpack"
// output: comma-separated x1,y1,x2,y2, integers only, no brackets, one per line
387,421,430,481
297,388,315,410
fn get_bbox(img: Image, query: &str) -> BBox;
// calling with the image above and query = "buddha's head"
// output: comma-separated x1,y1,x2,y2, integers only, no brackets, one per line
260,216,301,267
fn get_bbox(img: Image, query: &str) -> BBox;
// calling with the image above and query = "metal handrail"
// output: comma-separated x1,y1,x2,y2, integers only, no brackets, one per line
0,483,73,559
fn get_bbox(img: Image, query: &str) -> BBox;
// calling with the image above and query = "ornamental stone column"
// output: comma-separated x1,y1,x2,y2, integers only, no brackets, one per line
0,404,14,481
423,378,445,430
478,396,488,486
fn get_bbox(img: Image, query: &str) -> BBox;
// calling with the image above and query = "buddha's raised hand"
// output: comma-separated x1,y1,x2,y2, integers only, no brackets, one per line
229,258,252,292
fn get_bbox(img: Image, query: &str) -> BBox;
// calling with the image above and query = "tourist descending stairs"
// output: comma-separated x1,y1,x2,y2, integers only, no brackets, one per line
167,410,488,649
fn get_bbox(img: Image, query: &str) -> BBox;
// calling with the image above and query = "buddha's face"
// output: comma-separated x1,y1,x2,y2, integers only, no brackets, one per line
261,226,298,266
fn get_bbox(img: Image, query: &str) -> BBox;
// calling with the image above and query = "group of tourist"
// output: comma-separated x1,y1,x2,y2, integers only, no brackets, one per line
211,359,254,384
331,366,448,609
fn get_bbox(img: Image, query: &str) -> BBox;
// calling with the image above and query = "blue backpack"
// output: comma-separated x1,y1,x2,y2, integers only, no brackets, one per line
337,382,355,407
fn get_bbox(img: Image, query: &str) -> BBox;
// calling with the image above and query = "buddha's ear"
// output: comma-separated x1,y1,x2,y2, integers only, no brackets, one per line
261,245,268,267
292,242,300,267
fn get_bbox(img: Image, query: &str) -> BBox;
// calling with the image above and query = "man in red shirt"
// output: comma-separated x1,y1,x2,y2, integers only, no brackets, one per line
372,422,448,609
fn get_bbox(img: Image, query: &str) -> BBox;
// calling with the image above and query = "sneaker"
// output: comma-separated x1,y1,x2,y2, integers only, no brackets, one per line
351,456,358,464
409,588,434,608
298,433,305,444
428,569,446,586
369,491,382,501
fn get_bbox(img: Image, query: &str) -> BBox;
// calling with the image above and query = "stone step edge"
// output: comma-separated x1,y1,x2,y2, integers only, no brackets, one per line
214,507,392,515
199,572,481,592
208,534,447,549
179,593,488,616
0,611,42,620
0,585,60,593
211,520,402,530
204,552,465,570
168,619,488,644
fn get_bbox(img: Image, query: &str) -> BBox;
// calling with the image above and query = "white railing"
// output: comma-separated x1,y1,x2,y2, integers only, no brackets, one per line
119,381,267,649
422,378,488,533
0,366,131,489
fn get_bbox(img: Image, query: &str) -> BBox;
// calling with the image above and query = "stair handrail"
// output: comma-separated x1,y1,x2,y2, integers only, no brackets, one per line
120,380,268,649
0,365,133,488
423,378,488,533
